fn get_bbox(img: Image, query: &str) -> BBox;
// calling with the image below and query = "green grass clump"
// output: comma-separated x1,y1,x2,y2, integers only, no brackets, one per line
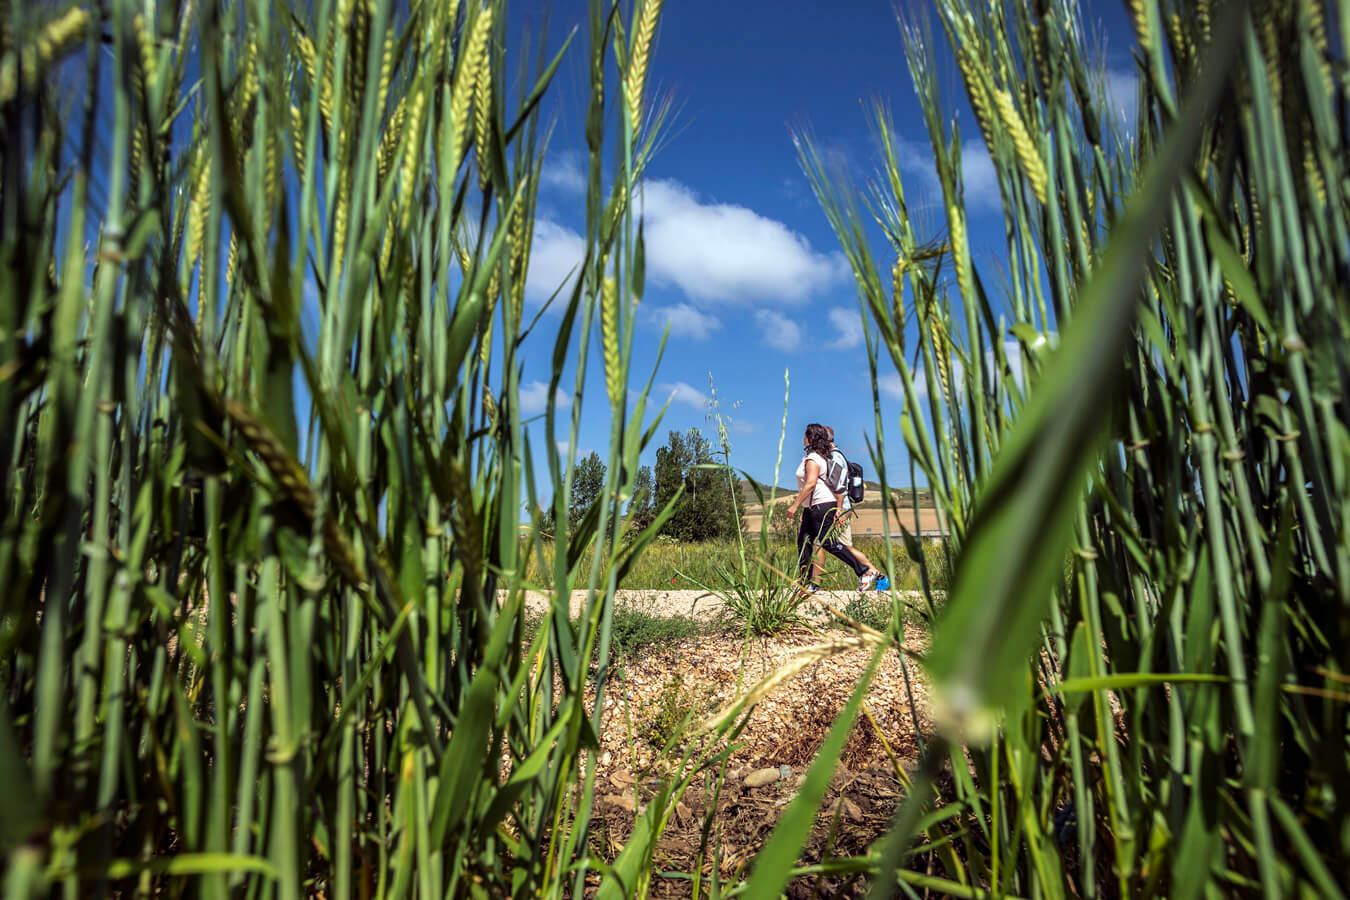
610,605,704,656
637,674,701,750
526,534,945,592
707,575,808,636
521,604,701,661
838,593,895,633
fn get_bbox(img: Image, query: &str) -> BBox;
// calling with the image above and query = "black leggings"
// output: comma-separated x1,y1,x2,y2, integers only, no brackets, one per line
797,503,867,583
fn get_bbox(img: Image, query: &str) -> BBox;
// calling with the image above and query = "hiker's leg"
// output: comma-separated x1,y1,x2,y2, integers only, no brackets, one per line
837,510,880,580
802,504,835,582
847,543,875,571
796,513,815,583
838,511,878,575
814,505,868,577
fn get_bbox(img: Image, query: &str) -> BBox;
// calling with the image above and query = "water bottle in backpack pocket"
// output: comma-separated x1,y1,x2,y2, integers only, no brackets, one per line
827,448,866,505
846,461,865,504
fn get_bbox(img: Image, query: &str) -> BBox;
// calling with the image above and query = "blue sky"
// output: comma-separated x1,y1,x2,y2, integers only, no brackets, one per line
52,0,1138,500
510,0,1139,489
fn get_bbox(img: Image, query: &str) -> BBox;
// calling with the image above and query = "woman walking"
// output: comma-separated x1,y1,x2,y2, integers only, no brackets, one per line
787,423,876,591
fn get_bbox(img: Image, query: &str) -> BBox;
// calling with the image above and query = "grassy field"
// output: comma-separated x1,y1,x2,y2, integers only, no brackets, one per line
739,483,934,510
522,535,951,593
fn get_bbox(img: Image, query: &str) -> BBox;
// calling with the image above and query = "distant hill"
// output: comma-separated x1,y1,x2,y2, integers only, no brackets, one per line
734,478,797,506
735,477,934,511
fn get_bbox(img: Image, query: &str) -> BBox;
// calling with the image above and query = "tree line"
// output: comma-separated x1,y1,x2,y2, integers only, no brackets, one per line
545,427,739,542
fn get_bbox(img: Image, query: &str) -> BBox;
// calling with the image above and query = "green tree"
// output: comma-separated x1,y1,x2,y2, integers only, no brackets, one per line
653,428,737,541
628,465,655,532
569,451,607,531
539,451,607,537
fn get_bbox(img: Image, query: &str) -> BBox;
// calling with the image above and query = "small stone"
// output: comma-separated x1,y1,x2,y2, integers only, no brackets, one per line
603,792,636,812
600,750,612,767
744,767,781,787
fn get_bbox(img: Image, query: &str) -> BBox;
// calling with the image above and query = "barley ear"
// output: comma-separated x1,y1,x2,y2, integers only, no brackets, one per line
1128,0,1153,59
623,0,662,136
1301,0,1333,97
399,87,427,230
0,6,93,103
135,14,158,92
956,47,997,159
947,204,974,309
449,7,492,174
474,54,492,190
602,276,623,409
992,88,1047,205
508,181,529,326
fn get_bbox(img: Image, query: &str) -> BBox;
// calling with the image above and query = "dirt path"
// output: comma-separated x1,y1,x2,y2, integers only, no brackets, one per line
740,506,947,536
519,588,926,621
526,589,935,897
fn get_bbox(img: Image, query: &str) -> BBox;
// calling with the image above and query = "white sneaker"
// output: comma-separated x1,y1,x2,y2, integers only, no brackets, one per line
858,571,877,591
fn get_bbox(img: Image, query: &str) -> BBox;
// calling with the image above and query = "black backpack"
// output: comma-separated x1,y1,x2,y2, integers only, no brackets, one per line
825,449,866,504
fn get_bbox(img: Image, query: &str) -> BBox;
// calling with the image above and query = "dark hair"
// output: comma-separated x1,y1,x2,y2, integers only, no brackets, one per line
804,423,832,458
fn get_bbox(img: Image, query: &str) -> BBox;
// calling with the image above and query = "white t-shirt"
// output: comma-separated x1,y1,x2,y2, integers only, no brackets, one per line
795,452,836,507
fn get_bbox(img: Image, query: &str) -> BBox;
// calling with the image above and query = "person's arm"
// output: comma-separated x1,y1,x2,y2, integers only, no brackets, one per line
787,457,822,520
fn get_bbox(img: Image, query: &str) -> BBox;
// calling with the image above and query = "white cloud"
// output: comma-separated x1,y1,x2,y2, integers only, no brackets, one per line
959,140,999,208
541,156,585,194
891,134,1002,214
658,381,710,411
640,179,848,304
1102,67,1140,137
643,302,721,339
879,370,925,401
754,309,802,353
878,339,1026,404
554,440,593,460
826,307,863,349
528,175,851,310
529,173,852,312
519,380,571,416
524,220,584,305
879,372,902,399
990,340,1026,391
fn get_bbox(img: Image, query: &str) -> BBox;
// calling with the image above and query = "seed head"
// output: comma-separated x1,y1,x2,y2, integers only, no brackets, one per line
0,6,92,103
956,48,996,163
992,88,1047,205
475,55,492,190
1128,0,1152,59
948,205,974,307
1302,0,1332,97
1304,141,1325,209
400,87,427,228
451,7,493,163
602,276,622,408
185,156,211,292
624,0,662,136
136,14,158,91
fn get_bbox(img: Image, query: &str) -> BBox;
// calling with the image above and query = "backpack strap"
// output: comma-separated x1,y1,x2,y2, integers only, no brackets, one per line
825,448,848,494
